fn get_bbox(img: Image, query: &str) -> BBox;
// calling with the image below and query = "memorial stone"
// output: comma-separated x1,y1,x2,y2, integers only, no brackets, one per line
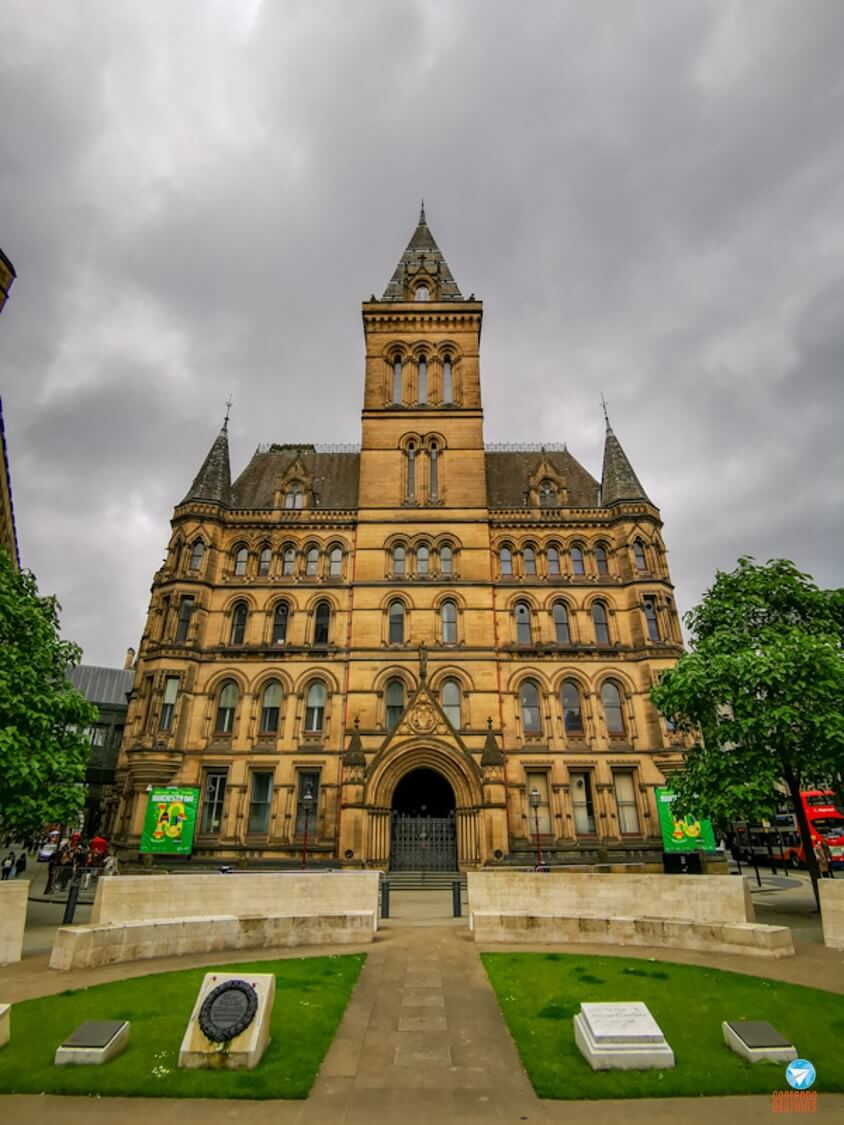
179,972,275,1070
722,1020,797,1064
54,1020,130,1066
574,1002,675,1070
0,1003,9,1049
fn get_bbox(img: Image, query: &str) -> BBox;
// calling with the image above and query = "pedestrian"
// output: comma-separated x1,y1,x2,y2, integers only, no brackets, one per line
1,852,13,880
821,838,835,879
14,851,27,879
102,851,119,877
815,841,831,879
45,849,58,895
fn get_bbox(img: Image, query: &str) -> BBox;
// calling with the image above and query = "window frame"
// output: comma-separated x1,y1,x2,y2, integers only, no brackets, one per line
592,601,610,645
385,678,405,732
552,601,570,645
602,679,625,735
215,681,238,735
230,601,248,645
441,678,461,729
233,546,248,577
441,599,458,645
514,601,533,645
313,601,331,646
259,680,282,735
247,771,274,835
520,679,542,735
388,599,405,645
159,675,179,732
304,681,326,734
561,678,583,734
570,770,596,835
613,770,641,834
272,601,289,645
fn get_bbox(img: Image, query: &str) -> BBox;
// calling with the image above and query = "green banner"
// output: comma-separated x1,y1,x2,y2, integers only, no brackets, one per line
140,787,200,855
656,787,717,853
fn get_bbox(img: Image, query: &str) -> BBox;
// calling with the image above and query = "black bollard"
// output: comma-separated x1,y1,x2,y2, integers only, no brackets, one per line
63,880,81,925
452,880,461,917
381,880,390,919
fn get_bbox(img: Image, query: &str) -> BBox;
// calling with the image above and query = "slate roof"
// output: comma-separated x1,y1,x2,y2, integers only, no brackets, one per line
181,425,232,507
381,206,464,301
231,445,360,510
600,426,651,505
484,450,600,509
68,665,134,707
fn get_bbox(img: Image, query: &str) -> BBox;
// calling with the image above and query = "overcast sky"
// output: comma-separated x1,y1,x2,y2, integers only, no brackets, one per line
1,0,843,666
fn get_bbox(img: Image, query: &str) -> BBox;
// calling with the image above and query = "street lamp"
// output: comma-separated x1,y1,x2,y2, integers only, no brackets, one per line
301,783,314,870
529,787,543,870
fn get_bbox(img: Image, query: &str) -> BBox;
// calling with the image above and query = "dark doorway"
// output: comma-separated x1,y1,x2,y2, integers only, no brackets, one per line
390,768,457,870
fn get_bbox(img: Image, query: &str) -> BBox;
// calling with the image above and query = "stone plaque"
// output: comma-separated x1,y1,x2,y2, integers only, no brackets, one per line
64,1020,127,1048
580,1002,664,1044
722,1020,796,1064
55,1020,130,1066
199,980,258,1043
574,1002,674,1071
0,1003,9,1050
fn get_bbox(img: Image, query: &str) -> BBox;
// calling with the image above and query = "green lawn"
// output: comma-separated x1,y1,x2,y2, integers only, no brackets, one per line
0,954,365,1099
482,952,844,1099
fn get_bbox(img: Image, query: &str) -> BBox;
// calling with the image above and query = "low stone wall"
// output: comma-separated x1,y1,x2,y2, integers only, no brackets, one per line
90,870,380,926
49,911,376,971
0,880,28,963
820,880,844,950
472,912,795,958
467,871,754,929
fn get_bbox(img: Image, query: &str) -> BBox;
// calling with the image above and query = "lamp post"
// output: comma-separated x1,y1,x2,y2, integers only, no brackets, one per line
529,787,543,869
301,783,314,870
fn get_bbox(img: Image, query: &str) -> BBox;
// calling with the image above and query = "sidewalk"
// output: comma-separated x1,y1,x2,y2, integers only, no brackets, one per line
2,921,844,1123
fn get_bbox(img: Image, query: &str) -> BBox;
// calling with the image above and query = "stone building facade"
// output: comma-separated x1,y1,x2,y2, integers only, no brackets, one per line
114,211,685,869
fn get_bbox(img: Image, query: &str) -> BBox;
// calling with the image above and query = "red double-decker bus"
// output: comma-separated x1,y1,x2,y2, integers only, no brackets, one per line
733,790,844,870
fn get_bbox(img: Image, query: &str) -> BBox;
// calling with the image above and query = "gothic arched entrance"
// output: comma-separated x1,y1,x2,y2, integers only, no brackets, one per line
390,767,458,871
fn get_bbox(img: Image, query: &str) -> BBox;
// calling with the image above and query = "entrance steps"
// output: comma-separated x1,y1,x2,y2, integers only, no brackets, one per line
384,870,467,892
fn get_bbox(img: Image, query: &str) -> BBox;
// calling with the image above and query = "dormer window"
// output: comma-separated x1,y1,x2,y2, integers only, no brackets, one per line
415,284,429,301
539,480,557,507
285,482,304,510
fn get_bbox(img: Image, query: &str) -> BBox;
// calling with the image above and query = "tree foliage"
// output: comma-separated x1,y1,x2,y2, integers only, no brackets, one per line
0,550,97,844
651,558,844,904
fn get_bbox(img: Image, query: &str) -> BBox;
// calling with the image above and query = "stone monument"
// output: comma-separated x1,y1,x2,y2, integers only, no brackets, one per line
54,1020,130,1065
179,972,275,1070
0,1003,9,1049
574,1002,675,1071
722,1020,797,1064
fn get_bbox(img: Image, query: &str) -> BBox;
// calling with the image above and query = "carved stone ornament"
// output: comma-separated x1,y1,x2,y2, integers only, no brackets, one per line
408,702,436,732
198,979,259,1043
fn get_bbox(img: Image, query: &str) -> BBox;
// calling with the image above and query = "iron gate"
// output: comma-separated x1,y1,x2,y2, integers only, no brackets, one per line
390,815,457,871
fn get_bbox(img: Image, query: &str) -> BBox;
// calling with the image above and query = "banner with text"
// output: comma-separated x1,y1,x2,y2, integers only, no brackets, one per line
656,787,717,853
140,787,200,855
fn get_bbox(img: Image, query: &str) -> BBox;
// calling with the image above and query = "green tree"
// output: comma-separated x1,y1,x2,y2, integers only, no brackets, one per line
0,551,97,845
651,557,844,909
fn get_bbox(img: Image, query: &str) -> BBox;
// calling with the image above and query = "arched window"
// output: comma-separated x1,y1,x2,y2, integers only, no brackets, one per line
306,546,319,577
258,546,272,577
417,544,429,576
514,601,532,645
386,679,405,731
189,540,205,572
547,545,561,577
440,544,453,575
442,355,453,403
282,545,296,576
272,602,289,644
285,482,304,510
602,680,625,734
313,601,331,645
643,596,660,641
570,545,585,576
305,681,325,733
415,284,429,301
441,678,461,728
260,680,282,734
499,546,513,576
215,681,237,734
562,679,583,733
633,539,647,571
595,544,609,576
592,601,610,645
392,355,402,403
552,602,570,644
406,442,416,501
441,600,457,644
523,546,536,576
388,600,405,644
329,546,343,578
418,356,427,404
429,441,439,500
539,480,557,507
234,546,248,577
520,680,542,734
392,545,406,576
230,602,248,645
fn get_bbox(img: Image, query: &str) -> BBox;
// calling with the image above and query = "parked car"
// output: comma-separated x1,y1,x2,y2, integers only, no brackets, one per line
37,843,57,862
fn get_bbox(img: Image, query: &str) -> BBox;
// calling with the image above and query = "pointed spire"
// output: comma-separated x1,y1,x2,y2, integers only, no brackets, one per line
342,715,366,768
601,420,651,507
381,206,463,301
481,717,505,767
180,418,232,507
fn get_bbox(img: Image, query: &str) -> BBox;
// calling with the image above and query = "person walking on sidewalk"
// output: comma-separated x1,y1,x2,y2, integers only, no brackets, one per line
1,852,13,880
14,851,27,879
815,840,831,878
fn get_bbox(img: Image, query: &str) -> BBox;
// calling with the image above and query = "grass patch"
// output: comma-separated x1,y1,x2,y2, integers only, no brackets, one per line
482,953,844,1099
0,954,365,1099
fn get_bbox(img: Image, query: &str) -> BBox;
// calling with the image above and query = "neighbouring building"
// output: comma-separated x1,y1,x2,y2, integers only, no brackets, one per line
68,661,135,839
0,246,19,569
114,209,686,869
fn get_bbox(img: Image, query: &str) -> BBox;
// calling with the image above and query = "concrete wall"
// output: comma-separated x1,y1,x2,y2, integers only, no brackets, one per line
90,870,380,927
467,871,754,929
0,880,28,963
820,880,844,950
